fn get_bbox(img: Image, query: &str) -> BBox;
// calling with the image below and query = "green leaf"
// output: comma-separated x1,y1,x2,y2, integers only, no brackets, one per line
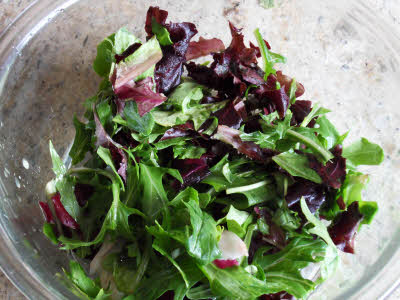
114,27,141,55
139,164,183,219
153,101,228,130
97,146,125,189
117,35,162,82
253,236,326,298
199,263,271,300
151,17,173,46
184,199,222,264
168,81,205,112
289,78,297,104
186,284,214,300
300,103,330,127
225,205,252,238
272,152,322,183
49,140,67,177
42,223,58,245
272,207,301,231
123,101,155,136
149,191,221,265
59,172,145,249
342,137,384,166
254,28,286,80
173,144,207,159
342,172,369,206
93,34,115,77
134,256,203,300
300,198,339,283
69,116,92,165
49,141,81,221
64,261,101,298
315,116,341,150
358,201,378,225
286,127,334,162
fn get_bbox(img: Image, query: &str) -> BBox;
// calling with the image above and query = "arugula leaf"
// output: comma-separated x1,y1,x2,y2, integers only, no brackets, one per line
300,103,330,127
151,17,173,46
289,78,297,104
272,152,322,183
199,263,271,300
97,146,125,189
272,207,301,231
69,116,92,165
300,197,339,283
241,111,292,149
286,127,334,162
59,170,145,249
139,163,183,219
254,28,286,79
253,236,326,298
42,223,58,245
342,137,384,166
149,193,221,265
49,141,81,221
63,261,103,299
315,116,343,150
168,81,205,112
134,256,203,300
123,101,155,136
184,199,222,264
153,101,228,130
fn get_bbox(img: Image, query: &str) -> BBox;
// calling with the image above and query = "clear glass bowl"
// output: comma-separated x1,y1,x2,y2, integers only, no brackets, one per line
0,0,399,299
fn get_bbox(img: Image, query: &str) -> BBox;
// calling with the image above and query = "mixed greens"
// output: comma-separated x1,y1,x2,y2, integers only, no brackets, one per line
40,6,384,300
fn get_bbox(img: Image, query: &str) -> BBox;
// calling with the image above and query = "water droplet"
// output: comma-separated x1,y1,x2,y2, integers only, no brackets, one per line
22,159,29,169
15,177,20,188
17,195,22,203
3,168,9,178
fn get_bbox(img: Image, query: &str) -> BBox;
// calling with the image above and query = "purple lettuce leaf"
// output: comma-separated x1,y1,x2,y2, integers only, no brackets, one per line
328,201,364,254
172,155,212,189
309,145,346,189
146,6,198,94
117,77,167,116
285,179,326,214
186,37,225,60
212,125,268,161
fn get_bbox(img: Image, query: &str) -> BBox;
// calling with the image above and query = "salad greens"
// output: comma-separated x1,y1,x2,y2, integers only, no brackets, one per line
39,6,384,300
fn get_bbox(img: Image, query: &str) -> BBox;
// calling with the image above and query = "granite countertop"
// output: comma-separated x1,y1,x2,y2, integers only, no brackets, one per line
0,0,399,299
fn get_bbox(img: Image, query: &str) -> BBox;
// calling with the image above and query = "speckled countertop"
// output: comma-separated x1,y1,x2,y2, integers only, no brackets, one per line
0,0,399,299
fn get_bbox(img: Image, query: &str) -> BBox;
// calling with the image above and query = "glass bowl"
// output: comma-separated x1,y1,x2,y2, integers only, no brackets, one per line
0,0,399,299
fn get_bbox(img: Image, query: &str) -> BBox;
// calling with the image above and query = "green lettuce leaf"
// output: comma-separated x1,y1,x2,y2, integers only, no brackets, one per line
342,137,384,166
153,101,228,130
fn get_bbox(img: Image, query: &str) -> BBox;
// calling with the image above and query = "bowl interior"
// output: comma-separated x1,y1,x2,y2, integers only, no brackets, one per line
0,0,399,299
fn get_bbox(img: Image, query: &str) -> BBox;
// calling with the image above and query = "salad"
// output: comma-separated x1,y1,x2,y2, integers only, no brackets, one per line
40,6,384,300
